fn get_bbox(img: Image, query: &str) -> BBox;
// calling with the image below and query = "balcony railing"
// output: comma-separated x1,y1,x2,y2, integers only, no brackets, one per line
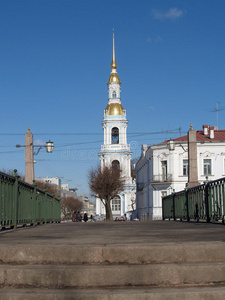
101,144,130,151
151,174,173,183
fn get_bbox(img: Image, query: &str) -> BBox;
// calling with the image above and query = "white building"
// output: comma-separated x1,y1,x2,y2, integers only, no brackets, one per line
135,125,225,221
36,176,62,187
95,33,136,218
78,195,95,217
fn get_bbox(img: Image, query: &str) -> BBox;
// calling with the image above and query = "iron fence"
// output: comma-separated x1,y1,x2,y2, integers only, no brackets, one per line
162,177,225,223
0,170,61,229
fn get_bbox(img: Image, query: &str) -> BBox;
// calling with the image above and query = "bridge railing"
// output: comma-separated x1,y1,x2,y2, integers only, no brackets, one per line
162,177,225,223
0,170,61,229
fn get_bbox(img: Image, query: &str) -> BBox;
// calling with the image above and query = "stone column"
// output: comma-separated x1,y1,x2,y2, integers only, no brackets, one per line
188,124,199,188
25,127,34,184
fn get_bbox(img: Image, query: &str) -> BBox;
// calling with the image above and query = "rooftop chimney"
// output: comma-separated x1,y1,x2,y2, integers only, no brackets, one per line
203,125,208,135
209,126,214,139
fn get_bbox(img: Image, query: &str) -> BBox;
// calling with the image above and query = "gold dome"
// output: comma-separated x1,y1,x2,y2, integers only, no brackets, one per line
108,72,121,84
105,103,124,115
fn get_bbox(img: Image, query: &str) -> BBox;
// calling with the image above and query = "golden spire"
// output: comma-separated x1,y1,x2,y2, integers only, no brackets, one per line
108,29,121,84
110,29,117,70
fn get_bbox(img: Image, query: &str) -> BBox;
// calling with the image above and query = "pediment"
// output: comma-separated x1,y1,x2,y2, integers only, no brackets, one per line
199,151,214,157
179,152,188,158
157,152,169,159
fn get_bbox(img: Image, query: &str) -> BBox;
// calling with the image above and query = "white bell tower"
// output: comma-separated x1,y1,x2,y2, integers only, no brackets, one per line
96,32,136,218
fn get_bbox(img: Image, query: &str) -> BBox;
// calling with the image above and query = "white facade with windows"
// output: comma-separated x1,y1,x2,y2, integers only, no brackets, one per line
135,125,225,221
36,176,62,187
95,34,136,218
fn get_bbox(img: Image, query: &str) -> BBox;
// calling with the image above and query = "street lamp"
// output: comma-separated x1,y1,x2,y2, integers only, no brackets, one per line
16,128,54,184
167,139,175,151
32,140,54,155
46,140,54,153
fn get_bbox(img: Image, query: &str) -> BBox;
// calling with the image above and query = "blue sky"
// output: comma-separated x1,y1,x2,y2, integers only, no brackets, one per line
0,0,225,197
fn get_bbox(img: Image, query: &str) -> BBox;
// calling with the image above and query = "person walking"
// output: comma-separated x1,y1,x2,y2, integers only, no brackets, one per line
76,211,81,222
84,213,88,222
72,211,76,222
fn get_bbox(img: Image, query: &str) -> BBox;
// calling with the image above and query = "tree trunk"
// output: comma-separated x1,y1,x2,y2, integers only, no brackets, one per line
105,199,113,221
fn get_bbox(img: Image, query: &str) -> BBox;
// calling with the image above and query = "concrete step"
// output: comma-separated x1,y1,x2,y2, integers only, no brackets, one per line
1,262,225,288
0,242,225,264
0,287,225,300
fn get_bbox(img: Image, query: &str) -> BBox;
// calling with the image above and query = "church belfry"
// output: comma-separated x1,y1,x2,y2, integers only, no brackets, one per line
96,32,136,218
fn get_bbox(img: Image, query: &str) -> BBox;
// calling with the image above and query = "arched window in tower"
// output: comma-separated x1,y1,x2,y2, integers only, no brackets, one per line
112,160,120,170
111,195,121,212
112,91,116,98
112,127,119,144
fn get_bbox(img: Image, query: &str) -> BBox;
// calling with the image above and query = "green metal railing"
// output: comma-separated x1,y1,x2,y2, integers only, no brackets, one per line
0,170,61,229
162,177,225,223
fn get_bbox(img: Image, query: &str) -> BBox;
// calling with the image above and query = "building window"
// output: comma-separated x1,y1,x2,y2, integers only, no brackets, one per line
183,160,188,176
112,127,119,144
161,161,167,181
204,159,211,175
112,160,120,170
112,91,116,98
112,196,121,211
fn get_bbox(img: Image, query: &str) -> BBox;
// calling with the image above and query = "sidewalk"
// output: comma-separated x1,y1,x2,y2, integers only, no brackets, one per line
1,220,225,246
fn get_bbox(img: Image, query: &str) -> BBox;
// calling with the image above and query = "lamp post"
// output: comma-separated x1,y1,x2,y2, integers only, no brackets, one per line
16,127,54,184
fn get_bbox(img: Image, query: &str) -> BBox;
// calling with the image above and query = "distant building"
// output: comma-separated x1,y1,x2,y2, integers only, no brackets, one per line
35,176,95,216
36,176,61,187
135,125,225,221
78,195,95,217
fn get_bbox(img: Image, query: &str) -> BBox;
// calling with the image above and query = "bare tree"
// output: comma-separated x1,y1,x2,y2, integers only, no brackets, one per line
1,169,25,181
88,166,125,221
61,196,83,219
35,180,60,198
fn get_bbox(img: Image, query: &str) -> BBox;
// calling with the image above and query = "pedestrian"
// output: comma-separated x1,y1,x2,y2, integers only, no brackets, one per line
76,211,81,222
84,213,88,222
90,215,95,222
72,211,76,222
78,213,83,222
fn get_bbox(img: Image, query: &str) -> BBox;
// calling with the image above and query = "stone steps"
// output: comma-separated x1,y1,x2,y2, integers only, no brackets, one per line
0,287,225,300
0,243,225,264
1,262,225,288
0,243,225,298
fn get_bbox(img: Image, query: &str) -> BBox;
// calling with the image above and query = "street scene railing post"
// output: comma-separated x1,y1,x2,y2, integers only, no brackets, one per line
163,177,225,223
44,187,47,224
0,170,60,230
185,188,190,222
173,193,176,221
13,169,19,229
32,180,37,226
223,180,225,223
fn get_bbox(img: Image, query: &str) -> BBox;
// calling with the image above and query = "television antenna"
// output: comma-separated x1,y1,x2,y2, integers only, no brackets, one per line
209,102,225,130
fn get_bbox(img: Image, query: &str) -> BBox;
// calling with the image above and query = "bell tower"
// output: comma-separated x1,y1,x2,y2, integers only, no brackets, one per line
96,31,136,218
